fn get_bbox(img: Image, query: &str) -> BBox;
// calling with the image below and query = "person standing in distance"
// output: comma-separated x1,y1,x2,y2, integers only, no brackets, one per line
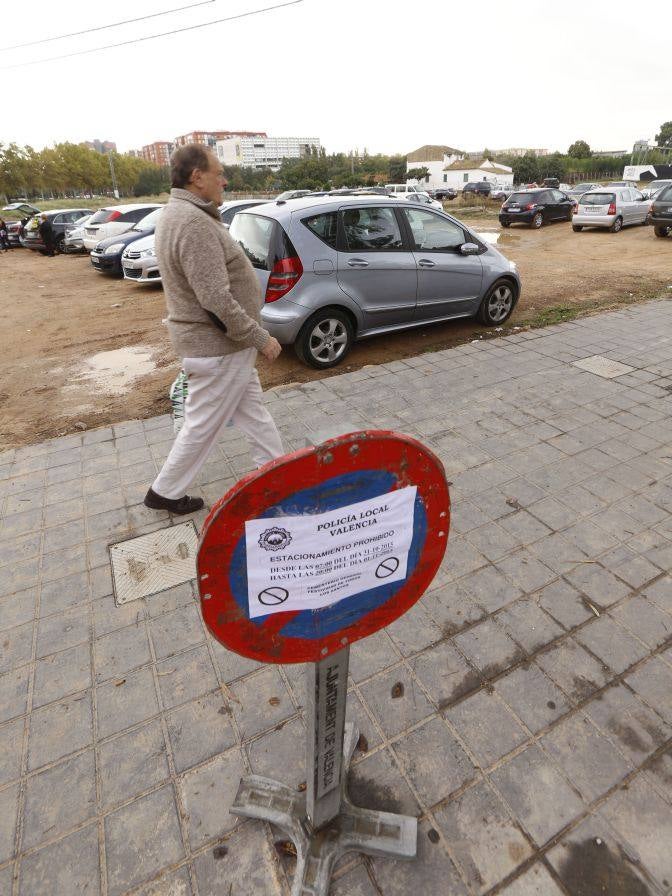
144,144,283,515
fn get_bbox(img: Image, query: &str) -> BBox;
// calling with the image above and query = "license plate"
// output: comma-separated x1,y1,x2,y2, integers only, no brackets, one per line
585,208,604,214
508,208,519,213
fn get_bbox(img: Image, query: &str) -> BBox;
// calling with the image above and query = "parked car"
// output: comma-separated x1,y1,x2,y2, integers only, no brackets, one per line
228,195,520,369
463,182,494,197
3,201,41,243
572,188,649,233
276,190,312,201
435,187,457,200
395,191,443,211
649,184,672,237
642,179,672,200
63,214,92,253
491,187,513,202
90,207,163,275
566,182,601,202
219,199,272,227
499,189,574,228
20,208,91,252
121,232,161,284
82,203,162,251
542,177,560,189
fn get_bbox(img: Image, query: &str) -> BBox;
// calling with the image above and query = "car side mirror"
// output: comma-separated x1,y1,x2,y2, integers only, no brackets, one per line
460,242,480,256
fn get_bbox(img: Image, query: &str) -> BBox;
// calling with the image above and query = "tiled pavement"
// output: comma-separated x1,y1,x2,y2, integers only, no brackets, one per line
2,299,672,895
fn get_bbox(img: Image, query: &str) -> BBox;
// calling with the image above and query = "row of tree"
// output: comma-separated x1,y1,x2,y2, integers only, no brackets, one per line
2,126,671,200
0,142,170,201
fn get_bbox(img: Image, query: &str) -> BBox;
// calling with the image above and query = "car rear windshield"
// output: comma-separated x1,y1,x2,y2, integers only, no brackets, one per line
581,193,614,205
229,213,298,271
88,209,115,225
507,193,538,204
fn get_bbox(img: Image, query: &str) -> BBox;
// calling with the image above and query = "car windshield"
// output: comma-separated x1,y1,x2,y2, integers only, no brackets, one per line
581,193,614,205
132,207,162,231
656,185,672,202
648,181,671,192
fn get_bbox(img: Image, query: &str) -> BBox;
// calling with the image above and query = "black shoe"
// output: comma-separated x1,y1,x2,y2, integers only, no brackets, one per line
144,487,204,515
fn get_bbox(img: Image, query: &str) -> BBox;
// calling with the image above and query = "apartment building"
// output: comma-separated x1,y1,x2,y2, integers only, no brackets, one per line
215,135,321,169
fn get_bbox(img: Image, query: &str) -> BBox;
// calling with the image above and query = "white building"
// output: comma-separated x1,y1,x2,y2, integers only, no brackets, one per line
405,145,465,190
442,159,513,190
215,135,321,170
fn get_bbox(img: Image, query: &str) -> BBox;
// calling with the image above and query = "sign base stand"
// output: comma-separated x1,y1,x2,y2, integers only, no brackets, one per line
231,722,417,896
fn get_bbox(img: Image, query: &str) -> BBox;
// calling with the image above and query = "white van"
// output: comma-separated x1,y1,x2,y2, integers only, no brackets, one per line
385,184,423,197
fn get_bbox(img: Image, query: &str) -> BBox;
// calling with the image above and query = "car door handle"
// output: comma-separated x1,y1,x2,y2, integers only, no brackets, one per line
418,259,436,267
347,258,369,267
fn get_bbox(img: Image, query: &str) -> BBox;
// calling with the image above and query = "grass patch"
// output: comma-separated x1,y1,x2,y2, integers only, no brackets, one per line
32,195,169,212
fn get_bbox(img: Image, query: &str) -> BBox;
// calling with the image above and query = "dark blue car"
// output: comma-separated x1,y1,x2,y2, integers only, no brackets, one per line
90,207,162,275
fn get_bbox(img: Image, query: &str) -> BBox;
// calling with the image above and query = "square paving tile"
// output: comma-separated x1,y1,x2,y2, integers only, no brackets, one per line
0,665,30,723
445,690,528,769
434,780,533,894
105,785,184,896
490,744,585,846
358,665,434,739
98,720,170,809
574,615,649,674
499,863,565,895
18,823,100,896
583,683,671,764
148,603,205,660
28,691,93,771
536,638,611,702
94,621,152,684
166,691,236,773
541,714,633,802
228,666,295,740
156,645,218,710
371,819,468,895
22,750,96,850
625,657,672,724
347,747,420,818
348,630,401,683
192,821,283,896
391,717,476,807
410,640,481,710
246,716,306,790
179,748,246,848
96,666,159,739
0,781,19,864
495,663,571,733
454,619,524,678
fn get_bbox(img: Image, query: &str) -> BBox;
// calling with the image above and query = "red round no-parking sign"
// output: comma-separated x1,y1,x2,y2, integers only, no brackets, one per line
197,430,449,664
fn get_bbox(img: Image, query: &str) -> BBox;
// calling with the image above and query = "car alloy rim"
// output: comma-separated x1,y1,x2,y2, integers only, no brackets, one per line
487,285,513,322
309,319,348,363
534,214,542,227
614,218,622,231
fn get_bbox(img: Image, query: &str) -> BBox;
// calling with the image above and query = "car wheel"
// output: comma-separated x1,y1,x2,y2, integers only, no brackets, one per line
532,212,544,228
477,281,516,326
295,309,354,369
654,225,670,238
572,225,583,232
500,221,511,228
56,236,66,254
610,216,623,233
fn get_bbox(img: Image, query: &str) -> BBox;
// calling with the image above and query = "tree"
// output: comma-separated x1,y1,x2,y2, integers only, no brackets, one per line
388,155,406,182
405,166,429,182
539,152,566,181
655,121,672,148
568,140,591,158
512,154,539,185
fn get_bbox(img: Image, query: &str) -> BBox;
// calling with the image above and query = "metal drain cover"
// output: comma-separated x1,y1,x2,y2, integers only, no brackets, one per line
572,355,634,379
109,522,198,606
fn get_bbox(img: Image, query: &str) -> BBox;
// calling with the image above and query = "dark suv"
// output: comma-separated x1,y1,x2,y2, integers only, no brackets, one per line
499,189,575,228
21,208,91,253
435,187,457,200
463,182,493,197
650,184,672,237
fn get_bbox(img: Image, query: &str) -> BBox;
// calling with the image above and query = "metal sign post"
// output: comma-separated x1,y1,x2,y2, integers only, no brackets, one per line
197,429,450,895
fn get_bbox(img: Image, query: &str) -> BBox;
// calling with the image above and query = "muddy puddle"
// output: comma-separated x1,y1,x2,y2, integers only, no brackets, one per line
65,346,158,395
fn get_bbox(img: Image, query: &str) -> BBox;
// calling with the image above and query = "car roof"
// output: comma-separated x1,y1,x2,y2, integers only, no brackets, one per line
99,203,163,212
234,194,460,224
218,199,272,211
40,208,91,217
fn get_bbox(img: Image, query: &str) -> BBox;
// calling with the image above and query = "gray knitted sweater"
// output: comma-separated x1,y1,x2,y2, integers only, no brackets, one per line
155,188,270,358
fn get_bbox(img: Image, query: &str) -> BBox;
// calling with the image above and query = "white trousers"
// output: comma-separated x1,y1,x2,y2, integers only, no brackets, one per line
152,349,284,499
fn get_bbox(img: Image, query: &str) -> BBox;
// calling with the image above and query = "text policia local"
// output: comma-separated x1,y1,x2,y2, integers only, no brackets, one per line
317,500,391,537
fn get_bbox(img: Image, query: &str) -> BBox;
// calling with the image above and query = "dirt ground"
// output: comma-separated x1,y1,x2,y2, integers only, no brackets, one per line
1,219,671,448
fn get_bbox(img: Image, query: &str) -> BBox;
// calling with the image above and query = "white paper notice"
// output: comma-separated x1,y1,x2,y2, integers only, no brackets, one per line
245,486,418,618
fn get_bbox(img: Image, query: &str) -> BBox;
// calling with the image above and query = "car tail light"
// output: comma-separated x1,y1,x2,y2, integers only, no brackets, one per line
524,203,536,211
265,255,303,302
607,202,616,215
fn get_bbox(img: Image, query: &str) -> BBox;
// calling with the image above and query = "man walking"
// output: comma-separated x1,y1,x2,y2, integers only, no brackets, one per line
144,144,284,515
38,214,55,256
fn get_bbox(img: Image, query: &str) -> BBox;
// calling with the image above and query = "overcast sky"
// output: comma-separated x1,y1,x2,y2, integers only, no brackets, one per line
2,0,670,157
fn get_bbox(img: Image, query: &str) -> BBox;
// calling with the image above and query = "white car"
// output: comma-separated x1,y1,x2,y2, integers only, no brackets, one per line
385,183,424,198
63,214,92,253
82,203,162,251
572,187,650,233
121,232,160,284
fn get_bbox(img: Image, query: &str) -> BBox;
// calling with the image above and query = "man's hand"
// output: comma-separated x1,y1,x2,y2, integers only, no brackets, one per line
260,336,282,361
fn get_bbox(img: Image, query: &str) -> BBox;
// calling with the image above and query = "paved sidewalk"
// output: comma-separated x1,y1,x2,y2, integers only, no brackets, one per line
2,299,672,896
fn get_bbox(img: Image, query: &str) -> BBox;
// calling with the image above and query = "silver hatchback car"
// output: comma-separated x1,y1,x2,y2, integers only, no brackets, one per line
573,188,650,233
229,196,521,368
